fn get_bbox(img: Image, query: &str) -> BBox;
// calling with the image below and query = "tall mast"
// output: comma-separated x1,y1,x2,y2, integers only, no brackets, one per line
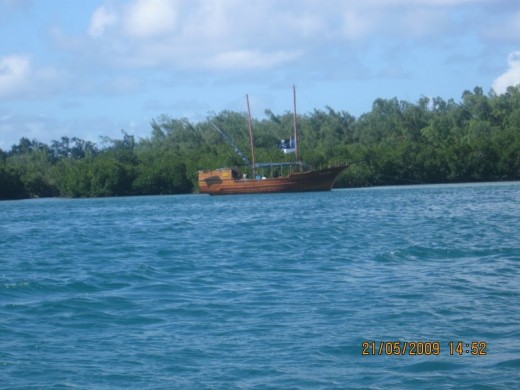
292,85,300,162
246,94,256,179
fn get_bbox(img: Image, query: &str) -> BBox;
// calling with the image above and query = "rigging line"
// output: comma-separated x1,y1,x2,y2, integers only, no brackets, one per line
210,122,251,166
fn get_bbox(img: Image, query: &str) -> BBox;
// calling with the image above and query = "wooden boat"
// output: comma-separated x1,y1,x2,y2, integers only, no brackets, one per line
198,163,348,195
198,87,348,195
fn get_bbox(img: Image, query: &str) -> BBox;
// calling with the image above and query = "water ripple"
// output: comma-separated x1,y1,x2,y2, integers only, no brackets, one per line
1,184,519,388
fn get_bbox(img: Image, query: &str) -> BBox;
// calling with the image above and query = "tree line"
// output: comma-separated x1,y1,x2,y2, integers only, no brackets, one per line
1,85,520,200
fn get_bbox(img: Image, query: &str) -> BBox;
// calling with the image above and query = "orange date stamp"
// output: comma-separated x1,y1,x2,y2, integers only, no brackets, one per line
361,341,487,356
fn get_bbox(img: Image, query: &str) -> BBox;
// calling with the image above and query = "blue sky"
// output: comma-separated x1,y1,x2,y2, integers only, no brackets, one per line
1,0,520,150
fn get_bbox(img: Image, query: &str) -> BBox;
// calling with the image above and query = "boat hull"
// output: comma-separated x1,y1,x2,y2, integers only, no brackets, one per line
198,165,348,195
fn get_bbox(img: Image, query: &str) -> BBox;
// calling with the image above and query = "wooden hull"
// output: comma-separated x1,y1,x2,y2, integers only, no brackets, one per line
198,165,348,195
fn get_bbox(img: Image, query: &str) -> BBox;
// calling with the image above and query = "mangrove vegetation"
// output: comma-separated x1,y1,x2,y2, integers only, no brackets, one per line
1,86,520,200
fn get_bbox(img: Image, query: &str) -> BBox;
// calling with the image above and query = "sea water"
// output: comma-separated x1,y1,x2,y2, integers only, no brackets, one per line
1,183,519,389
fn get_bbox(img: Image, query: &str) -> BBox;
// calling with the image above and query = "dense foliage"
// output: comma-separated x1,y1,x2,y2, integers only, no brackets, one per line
1,86,520,200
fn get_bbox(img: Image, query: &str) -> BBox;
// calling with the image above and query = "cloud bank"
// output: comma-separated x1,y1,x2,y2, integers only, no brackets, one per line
2,0,519,101
0,55,31,98
82,0,484,72
1,0,520,151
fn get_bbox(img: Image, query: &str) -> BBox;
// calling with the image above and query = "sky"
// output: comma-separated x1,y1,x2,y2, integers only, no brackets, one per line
1,0,520,150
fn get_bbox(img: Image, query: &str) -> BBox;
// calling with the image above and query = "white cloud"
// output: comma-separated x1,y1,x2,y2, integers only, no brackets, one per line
0,0,494,104
0,54,67,100
208,50,302,70
78,0,483,75
85,0,313,71
88,5,118,38
0,55,31,98
122,0,178,38
492,51,520,94
341,10,376,40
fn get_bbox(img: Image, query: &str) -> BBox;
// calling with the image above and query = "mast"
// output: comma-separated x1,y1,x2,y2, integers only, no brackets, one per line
292,85,300,162
246,94,256,179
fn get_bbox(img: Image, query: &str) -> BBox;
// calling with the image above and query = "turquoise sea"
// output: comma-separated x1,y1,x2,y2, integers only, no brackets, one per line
1,183,519,389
